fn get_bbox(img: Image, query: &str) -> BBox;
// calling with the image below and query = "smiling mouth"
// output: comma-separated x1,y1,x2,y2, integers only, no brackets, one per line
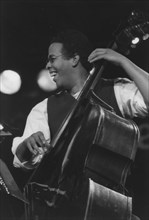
51,75,57,83
50,71,57,79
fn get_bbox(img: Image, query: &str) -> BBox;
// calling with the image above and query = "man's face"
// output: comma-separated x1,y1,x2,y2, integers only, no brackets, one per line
46,43,75,90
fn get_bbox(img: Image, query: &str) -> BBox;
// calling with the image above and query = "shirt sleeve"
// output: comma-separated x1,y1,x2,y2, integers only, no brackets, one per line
114,78,148,118
12,98,51,169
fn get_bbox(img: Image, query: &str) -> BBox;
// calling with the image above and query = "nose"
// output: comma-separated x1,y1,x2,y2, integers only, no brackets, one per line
46,61,51,70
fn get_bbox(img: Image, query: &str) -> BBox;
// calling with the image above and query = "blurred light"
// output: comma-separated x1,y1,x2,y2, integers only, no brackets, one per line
37,69,57,92
131,37,140,45
143,34,149,41
0,70,22,94
0,124,4,130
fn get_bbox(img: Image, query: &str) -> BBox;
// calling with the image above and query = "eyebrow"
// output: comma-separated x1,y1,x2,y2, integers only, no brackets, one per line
47,54,55,62
47,54,63,62
48,54,61,58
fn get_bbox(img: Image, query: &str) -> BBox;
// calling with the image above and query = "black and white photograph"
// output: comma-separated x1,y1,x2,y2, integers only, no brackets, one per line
0,1,149,219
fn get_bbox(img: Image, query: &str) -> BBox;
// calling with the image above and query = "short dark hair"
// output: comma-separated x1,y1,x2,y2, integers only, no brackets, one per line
50,29,93,71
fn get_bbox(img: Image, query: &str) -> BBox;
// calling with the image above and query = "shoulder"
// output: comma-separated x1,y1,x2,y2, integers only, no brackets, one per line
114,77,133,85
101,77,132,85
113,77,137,91
97,77,134,94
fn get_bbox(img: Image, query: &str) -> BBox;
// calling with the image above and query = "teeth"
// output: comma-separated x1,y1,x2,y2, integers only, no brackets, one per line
50,71,56,74
50,71,56,75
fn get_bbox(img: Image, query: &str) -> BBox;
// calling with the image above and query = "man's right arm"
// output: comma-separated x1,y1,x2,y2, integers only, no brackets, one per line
12,98,51,169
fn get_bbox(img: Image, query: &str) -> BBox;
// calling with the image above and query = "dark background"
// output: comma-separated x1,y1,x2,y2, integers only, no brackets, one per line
0,1,149,220
1,0,149,127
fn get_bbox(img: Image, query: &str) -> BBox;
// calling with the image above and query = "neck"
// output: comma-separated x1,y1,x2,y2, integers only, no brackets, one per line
70,73,88,96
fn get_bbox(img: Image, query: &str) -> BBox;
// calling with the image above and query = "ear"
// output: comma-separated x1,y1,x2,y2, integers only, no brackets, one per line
72,54,80,67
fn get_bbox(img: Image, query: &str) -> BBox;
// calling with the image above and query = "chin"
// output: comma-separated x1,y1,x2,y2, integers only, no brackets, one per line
56,83,64,91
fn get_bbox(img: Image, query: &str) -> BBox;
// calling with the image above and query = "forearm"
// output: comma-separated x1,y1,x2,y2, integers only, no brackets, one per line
120,57,149,108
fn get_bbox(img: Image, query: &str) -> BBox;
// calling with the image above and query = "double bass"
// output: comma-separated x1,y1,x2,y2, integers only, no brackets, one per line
24,10,149,220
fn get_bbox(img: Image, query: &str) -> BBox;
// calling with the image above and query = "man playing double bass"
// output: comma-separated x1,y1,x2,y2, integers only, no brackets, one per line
12,29,149,219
